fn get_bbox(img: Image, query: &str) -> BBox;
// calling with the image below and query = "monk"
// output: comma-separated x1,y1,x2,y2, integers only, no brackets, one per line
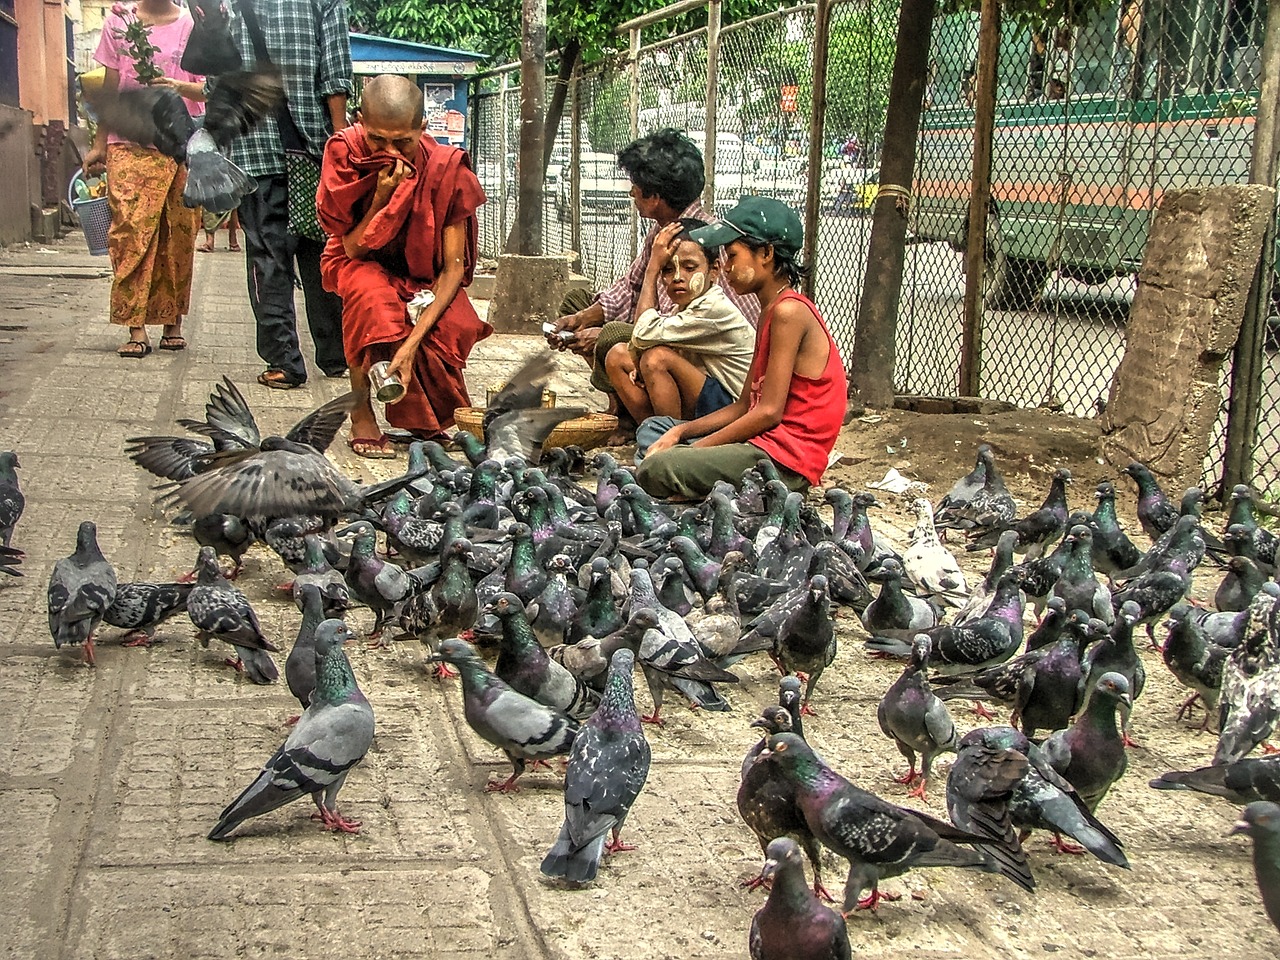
317,74,491,457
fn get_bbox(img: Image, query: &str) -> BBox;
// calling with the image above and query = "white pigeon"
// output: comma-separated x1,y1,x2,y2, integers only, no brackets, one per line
902,498,969,608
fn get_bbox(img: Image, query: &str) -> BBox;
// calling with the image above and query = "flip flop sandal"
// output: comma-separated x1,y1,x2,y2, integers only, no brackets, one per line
347,434,398,459
258,369,304,389
117,340,152,358
159,335,186,351
228,243,241,252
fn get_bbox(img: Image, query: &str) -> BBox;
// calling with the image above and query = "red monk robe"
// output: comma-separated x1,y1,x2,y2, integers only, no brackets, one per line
318,126,491,436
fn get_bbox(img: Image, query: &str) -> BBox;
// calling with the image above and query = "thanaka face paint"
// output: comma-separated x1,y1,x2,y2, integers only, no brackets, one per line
688,271,706,296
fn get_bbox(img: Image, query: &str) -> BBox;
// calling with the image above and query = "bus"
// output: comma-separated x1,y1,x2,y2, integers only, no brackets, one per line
911,0,1264,308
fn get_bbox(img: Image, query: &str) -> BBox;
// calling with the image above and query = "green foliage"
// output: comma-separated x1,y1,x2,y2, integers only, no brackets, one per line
939,0,1114,31
349,0,777,64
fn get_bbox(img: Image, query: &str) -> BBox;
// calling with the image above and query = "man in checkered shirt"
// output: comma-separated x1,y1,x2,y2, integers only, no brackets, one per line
216,0,354,389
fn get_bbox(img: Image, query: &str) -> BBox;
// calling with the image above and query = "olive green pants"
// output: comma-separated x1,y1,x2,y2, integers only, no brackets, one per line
635,442,808,500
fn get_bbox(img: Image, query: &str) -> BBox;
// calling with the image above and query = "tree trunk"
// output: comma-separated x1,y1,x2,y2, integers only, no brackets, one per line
514,0,547,255
846,0,936,413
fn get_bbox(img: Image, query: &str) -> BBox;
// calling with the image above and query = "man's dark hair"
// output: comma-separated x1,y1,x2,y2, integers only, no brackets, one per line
617,129,705,211
733,235,811,287
674,217,719,262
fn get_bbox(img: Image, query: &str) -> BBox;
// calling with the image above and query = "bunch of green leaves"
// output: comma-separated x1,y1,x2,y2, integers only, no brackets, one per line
112,4,163,84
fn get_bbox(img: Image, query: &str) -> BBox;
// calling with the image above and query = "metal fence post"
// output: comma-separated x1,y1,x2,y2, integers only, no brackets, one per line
802,0,832,300
958,0,1001,397
1223,0,1280,495
569,63,582,258
628,25,642,260
497,71,509,246
704,0,721,211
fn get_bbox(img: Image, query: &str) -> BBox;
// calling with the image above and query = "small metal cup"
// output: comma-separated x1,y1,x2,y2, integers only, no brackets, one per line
368,361,406,405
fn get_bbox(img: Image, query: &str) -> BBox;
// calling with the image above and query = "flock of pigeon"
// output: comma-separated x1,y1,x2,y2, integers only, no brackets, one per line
7,353,1280,957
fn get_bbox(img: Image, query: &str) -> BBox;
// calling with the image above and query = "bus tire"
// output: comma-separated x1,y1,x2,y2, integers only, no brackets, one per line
991,257,1051,310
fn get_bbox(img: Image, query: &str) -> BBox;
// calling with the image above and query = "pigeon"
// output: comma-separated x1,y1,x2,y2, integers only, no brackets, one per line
47,520,118,666
1231,801,1280,933
1124,461,1180,543
89,68,284,213
934,444,1016,536
945,728,1035,890
186,545,279,684
103,580,194,647
1080,601,1145,742
1040,673,1131,812
968,725,1129,866
208,619,374,840
1088,481,1142,576
1216,590,1280,765
489,593,600,719
901,499,969,607
430,638,579,793
876,635,958,801
967,468,1071,560
740,574,836,710
1226,485,1280,569
738,703,829,900
861,558,939,634
285,584,327,716
954,530,1017,626
540,649,651,883
180,0,243,74
343,523,414,644
1162,602,1242,730
1049,525,1113,624
0,451,23,548
551,608,660,693
482,354,587,463
1218,555,1268,615
758,733,1023,912
749,837,851,960
1151,755,1280,804
291,534,349,617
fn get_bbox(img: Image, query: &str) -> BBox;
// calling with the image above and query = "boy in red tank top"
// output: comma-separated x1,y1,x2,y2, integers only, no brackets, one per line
635,196,847,500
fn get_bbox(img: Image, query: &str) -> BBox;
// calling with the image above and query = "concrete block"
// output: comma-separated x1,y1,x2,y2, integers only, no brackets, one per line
1100,184,1276,486
486,253,576,335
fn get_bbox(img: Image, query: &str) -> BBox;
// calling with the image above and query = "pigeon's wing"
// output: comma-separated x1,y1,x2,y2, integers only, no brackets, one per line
484,353,559,422
204,377,261,450
202,69,286,151
162,449,356,520
486,408,588,464
89,86,194,158
563,728,651,846
181,0,242,74
285,393,360,454
125,435,216,482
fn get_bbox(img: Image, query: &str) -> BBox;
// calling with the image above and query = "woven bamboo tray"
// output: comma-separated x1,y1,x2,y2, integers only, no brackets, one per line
453,407,619,453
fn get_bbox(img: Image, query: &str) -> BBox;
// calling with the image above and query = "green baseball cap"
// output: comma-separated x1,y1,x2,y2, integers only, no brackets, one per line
688,195,804,260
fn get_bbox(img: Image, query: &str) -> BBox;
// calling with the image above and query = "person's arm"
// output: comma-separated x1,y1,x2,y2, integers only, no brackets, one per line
83,66,121,175
692,298,809,447
316,0,355,132
634,221,682,320
150,76,206,101
341,157,410,260
386,218,469,382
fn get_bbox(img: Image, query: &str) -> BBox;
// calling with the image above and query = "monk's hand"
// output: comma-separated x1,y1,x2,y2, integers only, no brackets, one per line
387,341,416,385
374,158,410,208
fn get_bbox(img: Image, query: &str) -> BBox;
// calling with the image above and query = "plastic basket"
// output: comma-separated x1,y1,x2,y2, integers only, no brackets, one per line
68,167,111,256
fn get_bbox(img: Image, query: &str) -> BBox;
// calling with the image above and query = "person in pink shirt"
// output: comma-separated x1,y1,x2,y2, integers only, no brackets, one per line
84,0,204,358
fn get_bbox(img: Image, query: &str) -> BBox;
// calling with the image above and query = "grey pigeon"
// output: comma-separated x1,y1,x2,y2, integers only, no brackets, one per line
741,574,836,710
1080,601,1145,742
749,837,851,960
953,530,1017,626
758,733,1023,912
1218,555,1268,614
1049,525,1113,624
876,635,958,801
1089,481,1142,577
990,724,1129,865
291,533,349,617
967,468,1071,560
208,619,374,839
1040,673,1131,812
186,545,279,684
1124,461,1179,543
1151,755,1280,804
934,444,1016,536
285,584,327,716
343,523,414,644
540,649,651,883
1217,587,1280,764
860,559,938,634
550,608,660,693
1162,602,1242,730
0,451,23,548
489,592,600,719
0,544,21,578
47,520,117,666
431,638,579,792
945,728,1036,890
103,580,194,646
1232,801,1280,933
482,353,587,463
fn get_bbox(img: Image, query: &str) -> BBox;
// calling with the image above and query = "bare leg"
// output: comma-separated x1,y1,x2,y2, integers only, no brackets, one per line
348,362,383,441
604,343,653,424
638,346,708,419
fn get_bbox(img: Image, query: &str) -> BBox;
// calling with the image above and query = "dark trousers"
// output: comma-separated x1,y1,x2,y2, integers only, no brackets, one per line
237,173,346,381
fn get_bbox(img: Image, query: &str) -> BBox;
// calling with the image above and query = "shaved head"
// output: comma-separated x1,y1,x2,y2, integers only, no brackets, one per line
362,74,424,127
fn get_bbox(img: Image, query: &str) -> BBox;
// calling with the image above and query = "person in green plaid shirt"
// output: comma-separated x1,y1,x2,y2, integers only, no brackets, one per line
215,0,354,388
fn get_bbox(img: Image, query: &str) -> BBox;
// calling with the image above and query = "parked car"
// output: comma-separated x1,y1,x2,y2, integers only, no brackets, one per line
557,152,632,222
824,165,879,215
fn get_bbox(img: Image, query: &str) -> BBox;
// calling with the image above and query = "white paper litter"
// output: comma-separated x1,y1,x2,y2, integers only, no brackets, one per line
867,467,927,495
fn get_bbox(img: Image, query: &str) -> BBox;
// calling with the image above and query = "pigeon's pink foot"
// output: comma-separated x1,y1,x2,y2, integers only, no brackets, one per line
813,881,836,904
906,779,930,802
849,888,901,914
741,872,770,893
284,715,300,727
317,807,362,834
224,656,245,673
1049,833,1086,855
275,581,295,593
1121,732,1144,749
892,766,919,786
604,830,636,854
121,631,153,648
1175,692,1202,721
800,701,818,717
83,635,97,667
971,701,996,720
430,662,458,680
484,774,522,794
640,710,665,727
175,569,197,584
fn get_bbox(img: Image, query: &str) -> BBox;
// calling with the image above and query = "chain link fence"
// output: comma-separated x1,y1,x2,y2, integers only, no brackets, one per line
467,0,1277,495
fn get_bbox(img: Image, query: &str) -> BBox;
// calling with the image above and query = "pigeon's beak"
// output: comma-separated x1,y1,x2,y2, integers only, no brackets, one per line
760,858,779,879
749,717,770,730
757,747,773,761
1230,819,1250,837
